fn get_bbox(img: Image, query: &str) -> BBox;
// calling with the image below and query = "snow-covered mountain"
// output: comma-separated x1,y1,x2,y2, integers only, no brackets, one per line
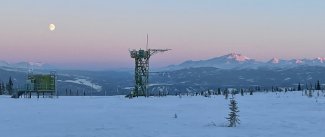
0,60,56,70
166,53,263,70
315,57,325,63
2,57,325,95
267,57,289,64
0,60,10,67
267,58,325,68
166,53,325,70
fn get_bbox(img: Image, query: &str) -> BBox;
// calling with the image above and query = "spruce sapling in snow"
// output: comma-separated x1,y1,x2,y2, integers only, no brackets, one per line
316,80,321,90
224,89,229,99
6,77,14,95
298,83,302,91
0,82,3,95
226,97,240,127
249,89,253,95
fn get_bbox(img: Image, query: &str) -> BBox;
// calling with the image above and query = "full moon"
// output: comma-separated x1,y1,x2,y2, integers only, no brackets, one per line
49,24,55,31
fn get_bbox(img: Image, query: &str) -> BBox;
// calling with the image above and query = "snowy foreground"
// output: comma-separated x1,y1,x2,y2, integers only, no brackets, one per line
1,92,325,137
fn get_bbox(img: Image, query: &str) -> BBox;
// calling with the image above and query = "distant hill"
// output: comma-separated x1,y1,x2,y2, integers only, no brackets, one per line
165,53,325,70
1,55,325,95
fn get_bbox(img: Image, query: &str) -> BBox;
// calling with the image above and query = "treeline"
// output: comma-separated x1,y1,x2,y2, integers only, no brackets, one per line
169,80,325,97
297,80,322,91
0,77,14,95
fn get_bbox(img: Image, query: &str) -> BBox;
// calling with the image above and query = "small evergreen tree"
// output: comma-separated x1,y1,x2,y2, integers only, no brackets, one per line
6,77,14,95
231,90,236,97
226,97,240,127
316,80,321,90
217,88,221,95
298,83,302,91
240,89,244,96
1,82,5,94
224,89,229,99
0,82,3,95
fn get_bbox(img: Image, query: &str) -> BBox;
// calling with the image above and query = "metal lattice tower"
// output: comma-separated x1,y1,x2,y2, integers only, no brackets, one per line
129,35,170,97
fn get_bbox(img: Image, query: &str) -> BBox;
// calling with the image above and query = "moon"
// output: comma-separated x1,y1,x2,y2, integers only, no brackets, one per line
49,24,55,31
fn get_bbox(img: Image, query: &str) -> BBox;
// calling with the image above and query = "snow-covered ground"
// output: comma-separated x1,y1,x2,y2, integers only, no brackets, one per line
1,91,325,137
64,78,102,92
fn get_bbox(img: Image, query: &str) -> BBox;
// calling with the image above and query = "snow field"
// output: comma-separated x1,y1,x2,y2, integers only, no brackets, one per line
0,91,324,137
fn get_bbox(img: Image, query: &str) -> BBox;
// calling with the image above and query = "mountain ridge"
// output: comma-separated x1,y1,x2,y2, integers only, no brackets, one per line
0,60,56,70
166,53,325,70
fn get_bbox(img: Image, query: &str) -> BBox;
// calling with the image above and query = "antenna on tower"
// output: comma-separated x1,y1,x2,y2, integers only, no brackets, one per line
146,34,149,50
128,34,171,97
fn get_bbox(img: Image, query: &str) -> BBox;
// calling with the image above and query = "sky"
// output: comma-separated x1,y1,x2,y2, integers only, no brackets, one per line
0,0,325,70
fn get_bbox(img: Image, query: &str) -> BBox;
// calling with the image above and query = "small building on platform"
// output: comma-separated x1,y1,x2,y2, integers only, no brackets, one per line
14,72,57,98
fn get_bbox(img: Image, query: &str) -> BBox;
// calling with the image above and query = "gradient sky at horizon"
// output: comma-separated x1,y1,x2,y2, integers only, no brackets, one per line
0,0,325,70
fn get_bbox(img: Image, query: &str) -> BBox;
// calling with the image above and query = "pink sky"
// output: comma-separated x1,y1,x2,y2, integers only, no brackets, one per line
0,0,325,70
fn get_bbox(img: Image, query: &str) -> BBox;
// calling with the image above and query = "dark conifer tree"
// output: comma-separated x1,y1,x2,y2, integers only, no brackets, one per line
6,77,14,95
217,88,221,95
224,89,229,99
316,80,321,90
249,89,253,95
0,82,2,95
1,82,4,93
226,97,240,127
298,83,302,91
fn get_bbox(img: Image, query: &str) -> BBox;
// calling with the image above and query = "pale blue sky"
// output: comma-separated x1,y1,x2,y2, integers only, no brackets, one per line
0,0,324,70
